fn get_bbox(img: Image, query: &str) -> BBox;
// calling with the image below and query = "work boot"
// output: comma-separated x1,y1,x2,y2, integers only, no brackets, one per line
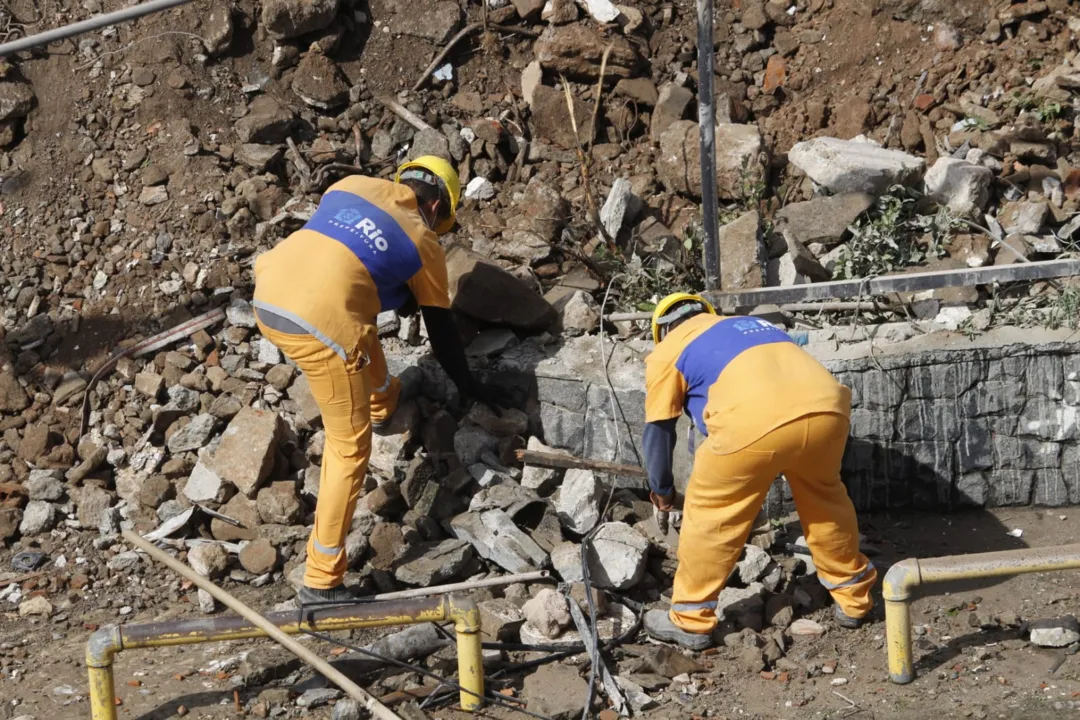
834,606,865,630
296,584,360,608
643,609,714,651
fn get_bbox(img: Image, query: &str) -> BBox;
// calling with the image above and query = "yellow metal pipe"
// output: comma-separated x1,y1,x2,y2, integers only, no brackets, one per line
87,592,487,717
448,595,485,712
884,543,1080,684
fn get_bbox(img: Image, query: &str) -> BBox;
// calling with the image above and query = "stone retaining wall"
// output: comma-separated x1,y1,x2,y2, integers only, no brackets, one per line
524,326,1080,512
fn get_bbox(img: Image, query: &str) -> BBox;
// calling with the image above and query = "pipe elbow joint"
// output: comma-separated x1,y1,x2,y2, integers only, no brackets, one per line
446,594,481,634
883,559,921,602
86,625,122,667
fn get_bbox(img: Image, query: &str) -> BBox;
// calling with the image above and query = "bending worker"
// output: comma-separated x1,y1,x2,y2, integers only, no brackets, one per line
641,293,876,650
252,157,497,605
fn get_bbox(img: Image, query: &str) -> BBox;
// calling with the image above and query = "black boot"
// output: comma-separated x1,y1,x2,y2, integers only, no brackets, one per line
643,609,714,651
296,584,359,607
834,606,866,629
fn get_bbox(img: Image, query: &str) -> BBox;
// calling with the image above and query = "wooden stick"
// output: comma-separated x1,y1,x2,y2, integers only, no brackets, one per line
367,570,551,601
378,96,434,133
515,449,648,478
286,136,312,190
122,530,405,720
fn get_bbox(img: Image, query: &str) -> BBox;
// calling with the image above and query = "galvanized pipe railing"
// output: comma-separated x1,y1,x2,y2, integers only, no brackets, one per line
884,543,1080,684
86,595,484,718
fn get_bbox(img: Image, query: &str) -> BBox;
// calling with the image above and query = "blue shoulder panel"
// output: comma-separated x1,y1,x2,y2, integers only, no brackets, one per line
674,317,793,434
304,190,423,310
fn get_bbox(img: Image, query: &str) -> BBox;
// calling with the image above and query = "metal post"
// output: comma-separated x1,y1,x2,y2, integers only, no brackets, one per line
696,0,720,291
883,544,1080,684
0,0,194,56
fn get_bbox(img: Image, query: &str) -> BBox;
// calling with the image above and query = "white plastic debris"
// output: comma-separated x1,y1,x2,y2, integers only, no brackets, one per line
465,176,496,201
1007,528,1024,538
576,0,620,23
433,63,453,83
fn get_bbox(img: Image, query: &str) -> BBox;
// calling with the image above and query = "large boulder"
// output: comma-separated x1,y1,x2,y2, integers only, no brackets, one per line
446,247,557,330
788,136,924,195
658,121,766,201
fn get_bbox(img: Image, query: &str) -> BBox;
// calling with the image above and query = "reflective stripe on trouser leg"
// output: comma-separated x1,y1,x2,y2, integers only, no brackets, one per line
783,412,877,620
670,437,782,635
257,323,373,590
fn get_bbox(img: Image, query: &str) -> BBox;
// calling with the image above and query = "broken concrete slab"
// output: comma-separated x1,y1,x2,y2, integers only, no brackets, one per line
657,120,766,201
479,599,526,641
446,247,557,330
205,407,281,497
717,210,765,289
523,664,588,720
788,136,925,194
522,588,572,639
1030,616,1080,647
521,437,567,495
393,538,473,585
555,468,605,534
924,157,993,218
586,521,648,590
774,192,874,248
451,509,548,573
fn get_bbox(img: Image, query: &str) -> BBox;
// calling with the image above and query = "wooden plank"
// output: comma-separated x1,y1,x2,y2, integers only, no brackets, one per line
702,258,1080,308
515,449,648,478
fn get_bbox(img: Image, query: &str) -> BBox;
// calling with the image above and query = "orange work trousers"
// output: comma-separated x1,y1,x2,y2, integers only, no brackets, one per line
364,332,401,426
258,322,372,590
670,412,876,634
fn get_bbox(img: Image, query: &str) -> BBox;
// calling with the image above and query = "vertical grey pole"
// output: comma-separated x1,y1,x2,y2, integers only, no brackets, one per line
696,0,720,291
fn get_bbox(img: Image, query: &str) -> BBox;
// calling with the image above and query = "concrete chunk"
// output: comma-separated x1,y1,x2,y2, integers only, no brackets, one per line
586,521,649,590
788,136,924,194
450,509,548,573
555,468,605,534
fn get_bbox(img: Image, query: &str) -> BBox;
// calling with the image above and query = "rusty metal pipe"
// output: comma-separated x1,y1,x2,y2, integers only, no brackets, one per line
119,596,450,648
884,543,1080,684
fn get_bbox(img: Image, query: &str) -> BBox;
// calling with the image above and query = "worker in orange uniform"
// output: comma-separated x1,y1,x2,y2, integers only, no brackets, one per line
253,157,499,605
640,293,876,650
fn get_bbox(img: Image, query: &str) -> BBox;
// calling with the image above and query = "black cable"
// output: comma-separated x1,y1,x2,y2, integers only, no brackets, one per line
577,475,621,720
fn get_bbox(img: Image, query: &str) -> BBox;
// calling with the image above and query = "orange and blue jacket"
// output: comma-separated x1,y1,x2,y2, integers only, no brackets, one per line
253,176,450,365
643,314,851,495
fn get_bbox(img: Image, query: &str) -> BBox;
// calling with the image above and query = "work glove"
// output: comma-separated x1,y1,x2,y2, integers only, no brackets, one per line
650,491,682,533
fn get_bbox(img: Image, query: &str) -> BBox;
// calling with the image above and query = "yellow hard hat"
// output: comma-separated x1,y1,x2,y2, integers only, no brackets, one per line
395,155,461,234
651,292,716,344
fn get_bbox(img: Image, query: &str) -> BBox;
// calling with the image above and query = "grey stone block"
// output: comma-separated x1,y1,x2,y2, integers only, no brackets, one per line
956,420,993,473
1033,469,1070,507
988,469,1034,506
955,473,988,507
